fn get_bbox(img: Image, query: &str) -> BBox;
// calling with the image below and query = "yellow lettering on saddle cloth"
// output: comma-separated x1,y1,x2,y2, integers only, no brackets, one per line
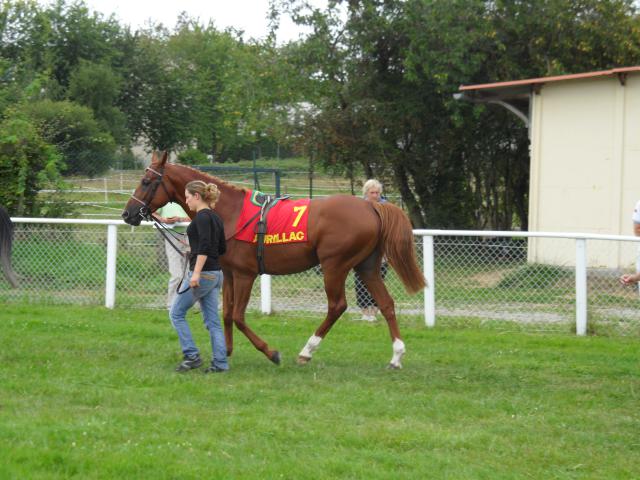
252,230,305,244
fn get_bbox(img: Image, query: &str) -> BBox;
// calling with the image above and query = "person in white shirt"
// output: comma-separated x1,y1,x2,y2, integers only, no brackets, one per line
620,201,640,288
153,202,191,309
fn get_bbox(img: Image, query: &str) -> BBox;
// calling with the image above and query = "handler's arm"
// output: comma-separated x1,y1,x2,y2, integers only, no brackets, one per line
190,254,207,288
620,272,640,285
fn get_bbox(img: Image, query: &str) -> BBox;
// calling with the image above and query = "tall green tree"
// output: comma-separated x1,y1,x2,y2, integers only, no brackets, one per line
279,0,640,229
68,60,129,145
120,28,195,151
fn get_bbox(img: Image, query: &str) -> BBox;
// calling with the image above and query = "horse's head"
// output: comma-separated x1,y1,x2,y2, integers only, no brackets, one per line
122,151,175,226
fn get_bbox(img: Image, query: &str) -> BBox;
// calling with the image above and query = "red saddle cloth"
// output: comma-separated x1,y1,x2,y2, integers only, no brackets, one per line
234,190,310,244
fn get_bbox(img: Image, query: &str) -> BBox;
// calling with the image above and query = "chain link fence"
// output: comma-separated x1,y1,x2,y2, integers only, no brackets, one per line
427,234,639,335
2,220,639,336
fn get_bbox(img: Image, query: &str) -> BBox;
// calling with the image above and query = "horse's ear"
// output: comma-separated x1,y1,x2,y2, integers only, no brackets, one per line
160,151,169,166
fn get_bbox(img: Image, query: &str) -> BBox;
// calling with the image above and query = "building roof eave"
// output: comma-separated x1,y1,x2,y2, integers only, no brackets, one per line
459,66,640,95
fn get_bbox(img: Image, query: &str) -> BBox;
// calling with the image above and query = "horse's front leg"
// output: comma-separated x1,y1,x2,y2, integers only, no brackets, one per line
232,273,281,365
297,266,348,365
222,270,234,357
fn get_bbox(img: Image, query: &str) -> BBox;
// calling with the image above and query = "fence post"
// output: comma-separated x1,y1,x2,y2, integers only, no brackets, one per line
636,246,640,298
105,224,118,308
423,235,435,327
260,274,272,314
575,238,587,335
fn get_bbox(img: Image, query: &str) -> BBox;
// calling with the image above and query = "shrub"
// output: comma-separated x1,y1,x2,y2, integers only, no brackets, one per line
0,117,65,216
22,99,116,177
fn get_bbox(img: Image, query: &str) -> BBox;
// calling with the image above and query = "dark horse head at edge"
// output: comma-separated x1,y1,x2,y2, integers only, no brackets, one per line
0,205,18,288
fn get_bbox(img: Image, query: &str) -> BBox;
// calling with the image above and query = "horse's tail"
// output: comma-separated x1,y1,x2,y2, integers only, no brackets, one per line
373,202,426,294
0,206,18,288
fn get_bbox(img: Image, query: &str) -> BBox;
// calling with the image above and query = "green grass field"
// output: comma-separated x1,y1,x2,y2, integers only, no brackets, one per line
0,305,638,479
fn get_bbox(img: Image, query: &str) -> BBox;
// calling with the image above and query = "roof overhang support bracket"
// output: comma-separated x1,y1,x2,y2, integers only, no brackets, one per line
486,100,530,128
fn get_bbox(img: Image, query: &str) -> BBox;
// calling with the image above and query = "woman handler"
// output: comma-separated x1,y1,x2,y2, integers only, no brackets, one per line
170,180,228,373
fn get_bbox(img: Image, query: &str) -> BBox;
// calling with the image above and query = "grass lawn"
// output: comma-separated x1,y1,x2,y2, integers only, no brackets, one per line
0,305,638,479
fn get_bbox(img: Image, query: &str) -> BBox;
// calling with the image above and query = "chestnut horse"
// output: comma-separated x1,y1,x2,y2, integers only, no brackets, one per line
122,152,425,368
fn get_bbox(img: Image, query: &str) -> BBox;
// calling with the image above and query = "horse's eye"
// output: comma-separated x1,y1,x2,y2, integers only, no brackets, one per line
142,178,151,186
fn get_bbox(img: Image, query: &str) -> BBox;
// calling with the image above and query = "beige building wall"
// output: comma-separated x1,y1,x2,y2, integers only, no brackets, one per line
528,73,640,268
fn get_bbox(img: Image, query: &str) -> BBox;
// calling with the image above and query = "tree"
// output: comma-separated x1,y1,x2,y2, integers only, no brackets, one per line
0,115,62,216
119,29,195,151
279,0,640,229
68,60,129,145
22,99,116,176
166,18,303,160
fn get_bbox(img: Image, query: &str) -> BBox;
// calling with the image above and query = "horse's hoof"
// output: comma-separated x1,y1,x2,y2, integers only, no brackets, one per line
296,355,311,365
386,362,402,370
270,351,281,365
226,349,233,357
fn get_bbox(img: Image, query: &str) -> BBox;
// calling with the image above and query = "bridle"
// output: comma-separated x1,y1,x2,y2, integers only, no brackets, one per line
130,164,191,293
129,166,173,219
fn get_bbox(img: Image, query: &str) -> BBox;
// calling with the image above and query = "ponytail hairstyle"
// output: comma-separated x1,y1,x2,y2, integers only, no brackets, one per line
185,180,221,209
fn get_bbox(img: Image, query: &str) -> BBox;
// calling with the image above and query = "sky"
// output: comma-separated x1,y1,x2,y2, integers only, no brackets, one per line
82,0,322,43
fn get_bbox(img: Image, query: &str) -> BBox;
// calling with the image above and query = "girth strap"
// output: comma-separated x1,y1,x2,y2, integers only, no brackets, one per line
255,194,289,274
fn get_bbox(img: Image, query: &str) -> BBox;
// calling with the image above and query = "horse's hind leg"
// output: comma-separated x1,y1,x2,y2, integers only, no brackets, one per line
231,273,281,365
357,270,406,369
297,265,349,365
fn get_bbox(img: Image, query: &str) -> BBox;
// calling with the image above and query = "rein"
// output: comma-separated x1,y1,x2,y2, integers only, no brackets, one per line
149,215,190,295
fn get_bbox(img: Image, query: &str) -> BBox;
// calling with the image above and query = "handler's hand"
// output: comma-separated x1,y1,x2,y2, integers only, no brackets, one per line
619,274,636,286
165,216,178,224
190,273,201,289
620,273,640,285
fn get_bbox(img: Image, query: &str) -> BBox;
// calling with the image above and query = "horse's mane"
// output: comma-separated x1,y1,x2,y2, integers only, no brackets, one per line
171,163,247,194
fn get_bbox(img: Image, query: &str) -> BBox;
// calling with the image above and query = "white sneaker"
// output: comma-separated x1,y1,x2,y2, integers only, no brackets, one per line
362,314,376,322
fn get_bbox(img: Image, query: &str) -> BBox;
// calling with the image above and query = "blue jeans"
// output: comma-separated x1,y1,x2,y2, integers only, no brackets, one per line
169,270,228,370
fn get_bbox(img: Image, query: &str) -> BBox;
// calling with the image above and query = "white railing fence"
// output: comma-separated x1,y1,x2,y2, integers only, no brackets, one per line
3,218,639,336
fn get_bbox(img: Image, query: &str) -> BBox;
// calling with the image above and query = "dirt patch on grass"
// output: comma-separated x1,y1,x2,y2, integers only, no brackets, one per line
470,268,517,288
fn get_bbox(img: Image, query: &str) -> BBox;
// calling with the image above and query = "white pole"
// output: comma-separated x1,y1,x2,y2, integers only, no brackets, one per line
575,238,587,336
636,245,640,298
105,224,118,308
260,274,272,314
423,235,435,327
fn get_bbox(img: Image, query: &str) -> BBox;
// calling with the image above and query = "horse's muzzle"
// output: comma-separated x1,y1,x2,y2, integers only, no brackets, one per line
121,209,142,226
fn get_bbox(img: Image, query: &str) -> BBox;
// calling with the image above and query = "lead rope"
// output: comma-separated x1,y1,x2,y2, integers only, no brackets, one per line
149,216,191,294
